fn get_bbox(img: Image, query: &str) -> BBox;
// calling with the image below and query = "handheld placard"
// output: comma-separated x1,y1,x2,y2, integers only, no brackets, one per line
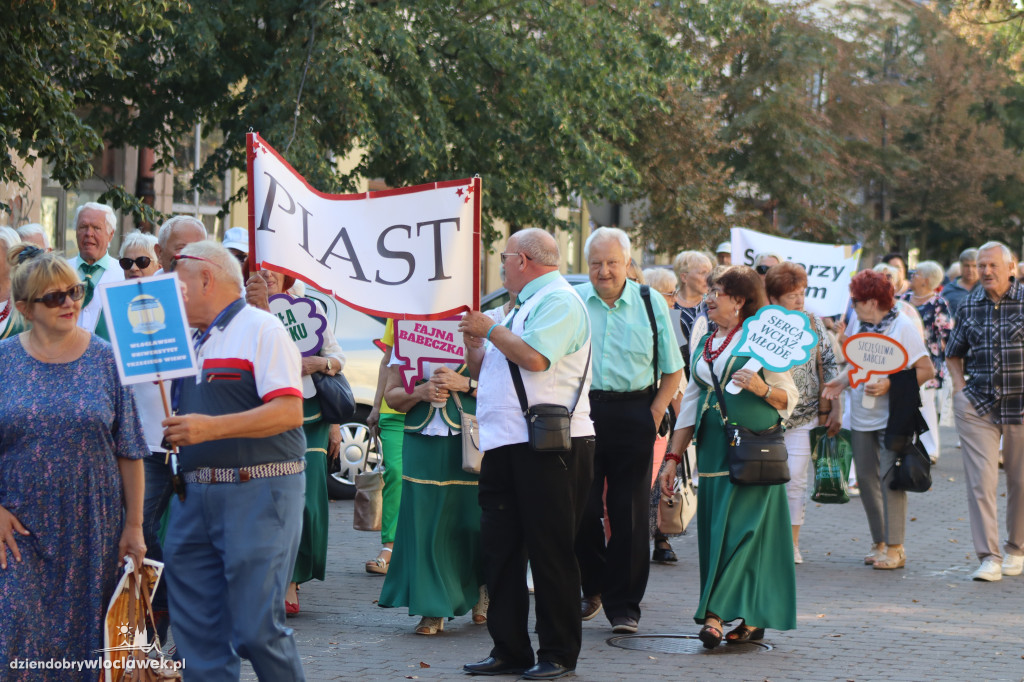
393,317,466,393
842,332,909,409
727,305,819,394
268,293,328,398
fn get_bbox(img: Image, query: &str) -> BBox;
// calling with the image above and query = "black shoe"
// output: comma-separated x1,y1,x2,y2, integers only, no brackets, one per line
611,616,639,634
522,661,575,680
580,595,602,621
652,545,678,563
463,656,530,676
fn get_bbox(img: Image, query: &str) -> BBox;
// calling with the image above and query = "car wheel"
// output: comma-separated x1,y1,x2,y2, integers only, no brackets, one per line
326,406,380,500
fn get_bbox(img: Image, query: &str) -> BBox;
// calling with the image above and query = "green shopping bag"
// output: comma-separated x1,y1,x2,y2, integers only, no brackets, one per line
810,427,853,504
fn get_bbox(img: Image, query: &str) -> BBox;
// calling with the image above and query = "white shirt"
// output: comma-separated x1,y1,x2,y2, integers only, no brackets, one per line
848,313,928,432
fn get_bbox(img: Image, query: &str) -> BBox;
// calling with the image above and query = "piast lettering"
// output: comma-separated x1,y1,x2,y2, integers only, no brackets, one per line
258,170,461,287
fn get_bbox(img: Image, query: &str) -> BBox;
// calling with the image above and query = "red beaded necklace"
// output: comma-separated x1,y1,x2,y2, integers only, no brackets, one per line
0,300,10,325
703,323,742,363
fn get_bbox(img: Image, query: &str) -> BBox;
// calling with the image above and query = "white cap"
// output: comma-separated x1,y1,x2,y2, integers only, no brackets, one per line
716,241,731,254
222,227,248,254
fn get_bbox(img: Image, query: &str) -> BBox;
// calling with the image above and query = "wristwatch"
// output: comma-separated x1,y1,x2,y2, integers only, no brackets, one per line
469,378,478,391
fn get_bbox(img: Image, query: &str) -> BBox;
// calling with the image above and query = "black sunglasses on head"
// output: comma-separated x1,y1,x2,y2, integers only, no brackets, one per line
119,256,153,271
33,283,87,308
755,264,771,275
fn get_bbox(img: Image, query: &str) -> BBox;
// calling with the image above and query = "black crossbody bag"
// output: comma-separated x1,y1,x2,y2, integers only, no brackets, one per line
708,358,790,486
509,346,591,453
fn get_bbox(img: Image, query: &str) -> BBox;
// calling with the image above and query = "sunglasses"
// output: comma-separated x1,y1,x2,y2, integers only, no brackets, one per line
119,256,153,271
755,264,771,275
170,254,218,272
500,251,533,264
33,283,87,308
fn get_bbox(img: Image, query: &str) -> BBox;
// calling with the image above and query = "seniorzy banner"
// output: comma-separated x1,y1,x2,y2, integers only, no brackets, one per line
731,227,862,317
247,133,480,320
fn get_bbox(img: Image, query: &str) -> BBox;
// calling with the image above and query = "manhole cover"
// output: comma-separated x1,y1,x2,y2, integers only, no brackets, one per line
607,634,772,655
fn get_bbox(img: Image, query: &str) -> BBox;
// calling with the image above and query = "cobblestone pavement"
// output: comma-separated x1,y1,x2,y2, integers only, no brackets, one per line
231,424,1024,681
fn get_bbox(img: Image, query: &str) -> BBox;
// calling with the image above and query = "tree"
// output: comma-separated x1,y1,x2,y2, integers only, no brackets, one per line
79,0,673,244
0,0,178,218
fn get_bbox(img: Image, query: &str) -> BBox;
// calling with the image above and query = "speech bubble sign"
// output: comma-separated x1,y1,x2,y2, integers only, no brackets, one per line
268,293,327,357
734,305,819,372
393,317,466,392
843,332,908,388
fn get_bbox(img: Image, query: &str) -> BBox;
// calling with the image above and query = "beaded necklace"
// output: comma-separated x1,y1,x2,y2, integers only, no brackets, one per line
703,323,741,363
0,300,10,325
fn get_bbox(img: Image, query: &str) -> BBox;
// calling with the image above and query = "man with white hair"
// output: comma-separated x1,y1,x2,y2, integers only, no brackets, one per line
69,202,123,337
573,227,682,635
0,226,23,340
155,215,208,273
15,223,50,251
946,241,1024,582
161,240,306,679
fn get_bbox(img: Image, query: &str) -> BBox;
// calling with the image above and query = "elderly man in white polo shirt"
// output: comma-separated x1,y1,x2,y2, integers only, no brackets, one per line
459,228,594,681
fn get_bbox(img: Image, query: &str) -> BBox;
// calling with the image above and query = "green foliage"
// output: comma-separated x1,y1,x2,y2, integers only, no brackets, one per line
89,0,671,245
0,0,177,211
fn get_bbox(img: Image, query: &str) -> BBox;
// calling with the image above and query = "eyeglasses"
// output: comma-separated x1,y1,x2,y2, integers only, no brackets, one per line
170,254,218,272
119,256,153,271
500,252,532,265
755,264,771,275
850,298,862,304
704,289,723,301
32,283,87,308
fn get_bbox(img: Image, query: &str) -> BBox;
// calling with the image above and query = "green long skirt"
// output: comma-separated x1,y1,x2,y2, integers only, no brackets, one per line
378,432,482,618
293,403,329,584
693,412,797,631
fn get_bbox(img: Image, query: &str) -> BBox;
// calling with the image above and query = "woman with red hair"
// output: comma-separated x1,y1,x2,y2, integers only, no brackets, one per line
823,271,933,570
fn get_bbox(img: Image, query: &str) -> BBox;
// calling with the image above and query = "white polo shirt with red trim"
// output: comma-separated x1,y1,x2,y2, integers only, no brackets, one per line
177,302,305,471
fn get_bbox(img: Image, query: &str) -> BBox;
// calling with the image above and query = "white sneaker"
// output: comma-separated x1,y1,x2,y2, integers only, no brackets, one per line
1002,554,1024,576
972,558,1003,582
793,545,803,564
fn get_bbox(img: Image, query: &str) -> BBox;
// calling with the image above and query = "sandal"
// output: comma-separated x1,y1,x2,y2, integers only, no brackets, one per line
698,613,723,650
414,616,444,635
472,585,489,624
365,547,392,575
652,539,678,563
873,546,906,570
725,621,765,643
864,542,887,565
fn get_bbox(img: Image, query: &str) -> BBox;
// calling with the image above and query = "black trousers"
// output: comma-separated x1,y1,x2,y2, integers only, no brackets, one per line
574,396,657,622
479,436,595,668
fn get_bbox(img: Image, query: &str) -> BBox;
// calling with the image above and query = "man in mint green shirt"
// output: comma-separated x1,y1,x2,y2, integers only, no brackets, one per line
574,227,682,635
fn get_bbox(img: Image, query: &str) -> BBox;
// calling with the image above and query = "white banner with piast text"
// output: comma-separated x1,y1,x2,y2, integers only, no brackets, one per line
247,133,480,320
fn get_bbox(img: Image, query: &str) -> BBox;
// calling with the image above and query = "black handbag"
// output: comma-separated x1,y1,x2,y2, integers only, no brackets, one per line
311,370,356,424
709,359,790,486
889,437,932,493
509,347,591,453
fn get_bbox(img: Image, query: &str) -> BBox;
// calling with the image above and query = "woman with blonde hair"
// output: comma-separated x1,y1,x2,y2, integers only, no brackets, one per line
672,251,713,380
0,245,147,680
0,227,23,340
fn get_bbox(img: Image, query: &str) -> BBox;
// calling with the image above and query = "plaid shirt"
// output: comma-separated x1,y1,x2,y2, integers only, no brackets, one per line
946,280,1024,424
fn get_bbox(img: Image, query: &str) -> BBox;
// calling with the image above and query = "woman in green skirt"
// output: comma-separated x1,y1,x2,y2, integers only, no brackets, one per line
660,267,799,648
378,360,486,635
250,269,345,616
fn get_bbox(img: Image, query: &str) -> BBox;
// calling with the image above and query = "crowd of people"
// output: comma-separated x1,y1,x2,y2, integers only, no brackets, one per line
0,203,1022,681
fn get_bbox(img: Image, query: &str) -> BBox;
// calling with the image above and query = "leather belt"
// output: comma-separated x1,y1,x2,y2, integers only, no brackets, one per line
183,459,306,484
589,389,652,402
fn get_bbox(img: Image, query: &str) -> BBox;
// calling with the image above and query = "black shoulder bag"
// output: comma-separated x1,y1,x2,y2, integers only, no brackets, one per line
708,358,790,486
640,285,673,437
508,345,591,453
